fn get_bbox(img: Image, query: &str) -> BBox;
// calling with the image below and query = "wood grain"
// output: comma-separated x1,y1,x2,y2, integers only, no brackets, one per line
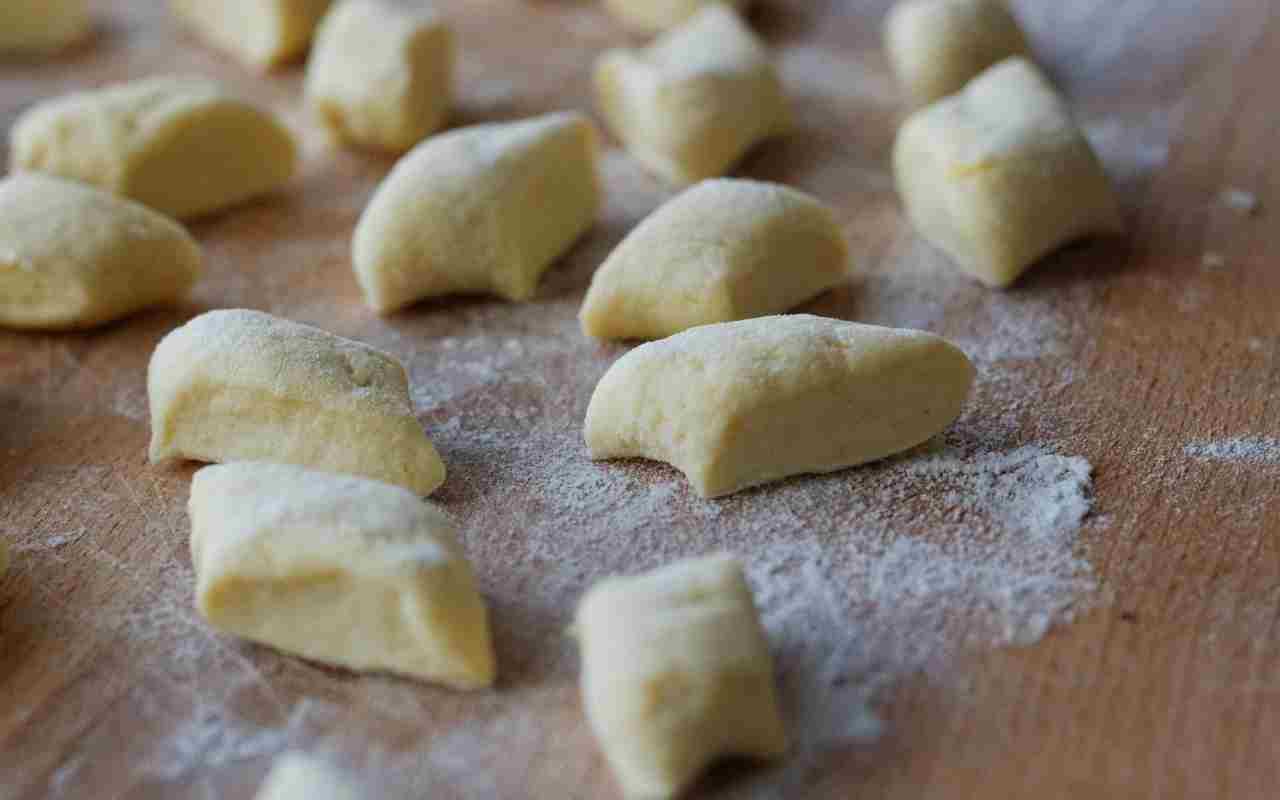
2,1,1278,798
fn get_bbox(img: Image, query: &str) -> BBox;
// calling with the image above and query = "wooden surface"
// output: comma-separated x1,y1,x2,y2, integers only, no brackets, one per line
2,1,1279,798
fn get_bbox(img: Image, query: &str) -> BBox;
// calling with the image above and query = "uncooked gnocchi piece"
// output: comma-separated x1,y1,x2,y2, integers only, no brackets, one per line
893,57,1123,288
191,463,495,688
149,309,445,495
256,753,359,800
171,0,331,68
580,179,848,340
0,174,202,331
884,0,1030,106
9,76,297,220
353,112,599,311
0,0,90,54
595,5,791,187
585,314,974,498
305,0,452,153
602,0,747,33
575,553,786,799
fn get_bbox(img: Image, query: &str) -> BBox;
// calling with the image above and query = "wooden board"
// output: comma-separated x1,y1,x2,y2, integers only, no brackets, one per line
3,1,1279,797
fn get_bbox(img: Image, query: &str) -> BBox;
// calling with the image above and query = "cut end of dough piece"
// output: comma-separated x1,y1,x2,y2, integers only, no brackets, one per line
0,0,91,55
884,0,1030,106
352,111,600,312
576,553,786,799
255,753,360,800
594,5,791,187
580,178,850,340
0,174,202,331
148,308,446,495
585,314,975,498
306,0,453,154
893,57,1123,288
191,463,496,689
602,0,749,33
9,76,298,220
171,0,332,69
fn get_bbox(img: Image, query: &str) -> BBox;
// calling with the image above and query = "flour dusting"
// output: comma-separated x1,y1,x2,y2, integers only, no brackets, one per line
1,3,1127,796
1185,437,1280,465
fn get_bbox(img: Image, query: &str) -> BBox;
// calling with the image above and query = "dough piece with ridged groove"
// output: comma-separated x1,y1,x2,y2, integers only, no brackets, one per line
580,178,848,340
0,174,202,331
9,76,297,220
171,0,331,68
885,0,1030,106
575,553,786,799
585,314,975,498
305,0,452,153
192,463,495,688
353,112,599,312
893,57,1123,288
0,0,90,54
149,309,445,495
594,5,790,187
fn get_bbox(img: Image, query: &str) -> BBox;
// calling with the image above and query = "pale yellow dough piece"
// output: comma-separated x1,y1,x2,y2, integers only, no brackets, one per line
893,57,1123,288
576,553,786,799
585,314,975,498
602,0,747,33
0,174,202,331
884,0,1030,106
149,309,445,495
191,463,495,688
595,5,791,187
9,76,297,220
171,0,331,68
0,0,90,54
305,0,452,153
580,179,848,340
353,112,599,311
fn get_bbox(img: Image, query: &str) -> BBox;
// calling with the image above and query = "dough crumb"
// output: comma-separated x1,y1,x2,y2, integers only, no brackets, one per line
1200,251,1226,270
1220,187,1260,215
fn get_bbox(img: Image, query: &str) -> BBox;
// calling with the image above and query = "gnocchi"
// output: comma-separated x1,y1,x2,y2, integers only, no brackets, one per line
585,314,975,497
885,0,1030,105
171,0,331,69
10,76,297,220
305,0,453,153
594,5,790,187
0,174,202,331
191,463,495,688
353,112,599,311
580,179,848,340
893,57,1123,288
575,554,786,799
148,309,446,495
